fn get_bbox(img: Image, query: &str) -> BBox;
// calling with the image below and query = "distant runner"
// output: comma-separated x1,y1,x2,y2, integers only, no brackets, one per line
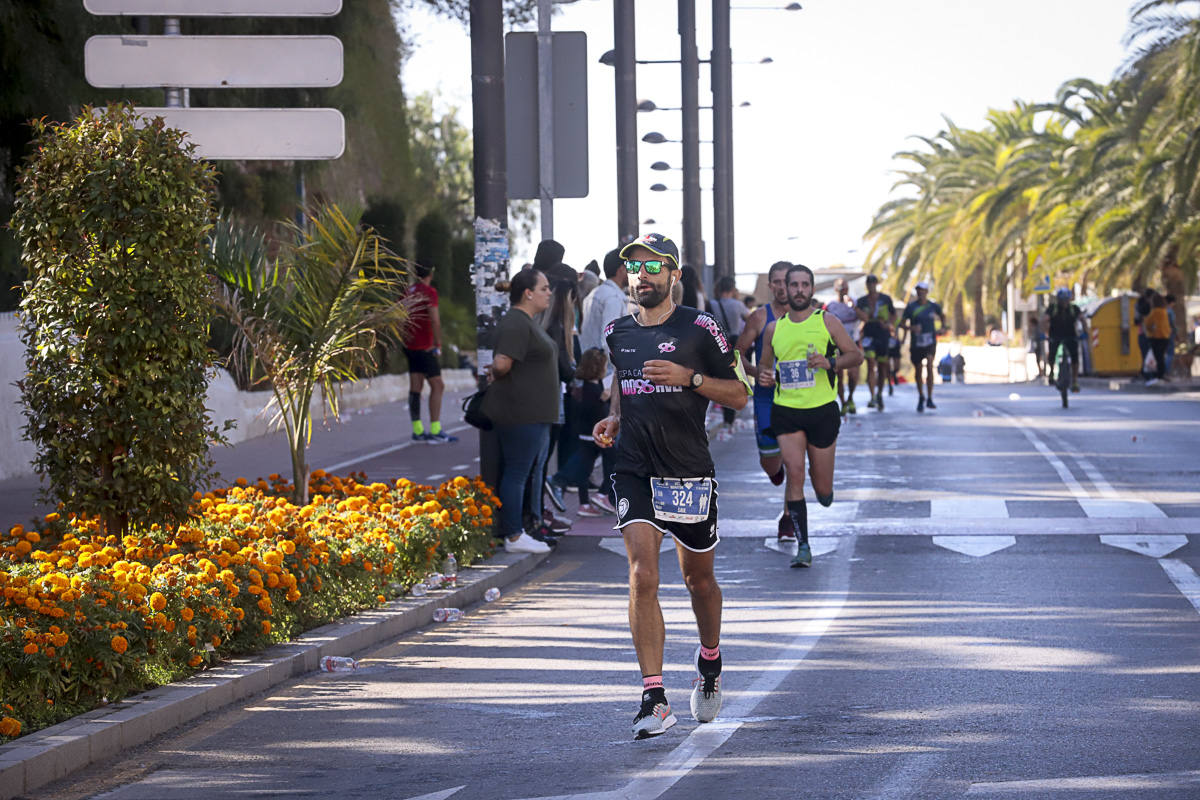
855,275,896,412
734,261,794,540
594,233,752,740
824,277,861,415
758,264,862,568
900,281,946,412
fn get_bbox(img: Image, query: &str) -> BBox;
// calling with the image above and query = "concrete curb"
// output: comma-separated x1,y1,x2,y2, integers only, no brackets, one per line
0,549,549,800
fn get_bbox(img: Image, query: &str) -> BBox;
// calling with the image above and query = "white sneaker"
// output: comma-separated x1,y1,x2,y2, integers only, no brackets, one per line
689,645,723,723
632,694,677,739
505,532,551,554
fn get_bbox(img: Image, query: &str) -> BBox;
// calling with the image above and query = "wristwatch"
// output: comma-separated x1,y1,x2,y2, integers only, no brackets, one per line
691,370,704,389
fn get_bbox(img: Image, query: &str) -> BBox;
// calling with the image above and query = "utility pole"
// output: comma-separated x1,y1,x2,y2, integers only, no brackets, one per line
711,0,734,281
537,0,554,239
679,0,704,278
614,0,639,245
470,0,509,487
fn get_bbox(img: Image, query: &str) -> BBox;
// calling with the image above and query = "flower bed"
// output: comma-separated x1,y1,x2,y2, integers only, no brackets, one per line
0,470,498,742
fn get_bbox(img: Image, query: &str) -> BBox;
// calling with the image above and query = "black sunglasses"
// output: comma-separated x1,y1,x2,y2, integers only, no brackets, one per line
625,259,668,275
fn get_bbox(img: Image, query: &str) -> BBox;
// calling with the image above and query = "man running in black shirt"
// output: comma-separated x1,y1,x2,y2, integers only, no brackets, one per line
855,275,897,411
594,233,751,740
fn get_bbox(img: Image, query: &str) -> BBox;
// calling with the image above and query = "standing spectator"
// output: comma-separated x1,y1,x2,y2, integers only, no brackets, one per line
403,264,456,444
483,269,558,553
543,279,580,478
548,347,617,516
580,248,631,352
1164,294,1178,376
710,275,750,434
1135,288,1154,380
1145,293,1171,384
1028,313,1046,378
743,294,759,313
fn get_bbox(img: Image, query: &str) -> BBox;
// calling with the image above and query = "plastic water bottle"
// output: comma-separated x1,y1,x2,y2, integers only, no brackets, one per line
425,572,444,589
484,587,501,602
321,656,357,672
442,554,458,588
410,583,428,597
433,607,463,623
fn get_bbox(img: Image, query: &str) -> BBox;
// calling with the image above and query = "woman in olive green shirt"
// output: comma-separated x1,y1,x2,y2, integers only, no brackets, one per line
484,269,559,553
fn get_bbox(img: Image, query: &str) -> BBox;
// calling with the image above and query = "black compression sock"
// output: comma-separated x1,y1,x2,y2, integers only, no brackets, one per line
786,499,808,544
408,391,421,423
698,652,722,678
817,492,834,507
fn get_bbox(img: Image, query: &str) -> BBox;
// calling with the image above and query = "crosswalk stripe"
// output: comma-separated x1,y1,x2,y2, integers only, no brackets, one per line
930,498,1008,519
1079,498,1168,519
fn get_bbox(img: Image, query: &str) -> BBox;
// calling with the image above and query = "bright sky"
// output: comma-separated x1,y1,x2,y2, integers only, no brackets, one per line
401,0,1137,292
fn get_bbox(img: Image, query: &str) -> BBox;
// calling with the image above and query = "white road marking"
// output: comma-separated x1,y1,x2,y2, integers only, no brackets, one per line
1100,535,1188,558
966,769,1200,793
932,535,1016,557
598,537,674,557
1159,559,1200,615
400,787,467,800
452,464,471,471
426,473,447,482
930,498,1008,519
763,536,841,557
1080,498,1168,518
706,519,1196,536
319,424,471,473
511,537,858,800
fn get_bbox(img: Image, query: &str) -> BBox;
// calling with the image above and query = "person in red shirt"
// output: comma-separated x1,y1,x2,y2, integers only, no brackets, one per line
404,264,456,443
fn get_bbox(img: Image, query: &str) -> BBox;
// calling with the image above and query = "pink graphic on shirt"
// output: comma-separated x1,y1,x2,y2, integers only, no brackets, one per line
658,341,676,353
693,314,730,353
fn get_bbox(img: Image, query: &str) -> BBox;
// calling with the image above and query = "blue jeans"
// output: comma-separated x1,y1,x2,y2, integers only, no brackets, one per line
495,423,551,538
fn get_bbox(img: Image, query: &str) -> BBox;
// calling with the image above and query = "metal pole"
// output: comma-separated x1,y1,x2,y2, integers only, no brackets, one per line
164,18,182,108
537,0,554,240
711,0,734,281
679,0,704,276
470,0,510,489
614,0,639,245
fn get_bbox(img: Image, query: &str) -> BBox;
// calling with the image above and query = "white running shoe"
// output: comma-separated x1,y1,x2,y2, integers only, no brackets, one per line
504,532,551,554
632,693,677,739
690,646,723,723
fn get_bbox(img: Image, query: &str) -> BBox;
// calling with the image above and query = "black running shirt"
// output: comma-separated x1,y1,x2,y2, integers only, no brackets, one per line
605,305,746,478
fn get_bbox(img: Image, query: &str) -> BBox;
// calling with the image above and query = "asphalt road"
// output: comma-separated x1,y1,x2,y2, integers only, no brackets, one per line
40,381,1200,800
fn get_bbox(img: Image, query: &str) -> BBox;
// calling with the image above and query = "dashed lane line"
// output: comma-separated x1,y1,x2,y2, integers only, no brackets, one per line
319,424,472,474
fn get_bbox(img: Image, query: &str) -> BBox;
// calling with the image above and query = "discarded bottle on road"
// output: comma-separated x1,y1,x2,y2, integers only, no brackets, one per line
442,553,458,587
484,587,501,602
410,583,428,597
321,656,358,672
433,607,463,623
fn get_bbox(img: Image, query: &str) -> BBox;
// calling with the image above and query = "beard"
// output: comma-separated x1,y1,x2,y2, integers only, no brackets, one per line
637,282,671,309
788,294,812,311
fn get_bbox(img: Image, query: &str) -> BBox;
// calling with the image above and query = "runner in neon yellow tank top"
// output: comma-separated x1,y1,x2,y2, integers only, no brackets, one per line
758,264,863,568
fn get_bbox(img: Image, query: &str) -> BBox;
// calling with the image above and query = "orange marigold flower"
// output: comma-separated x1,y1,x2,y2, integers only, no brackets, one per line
188,655,203,668
149,592,167,612
261,620,271,635
180,607,194,622
22,643,38,655
110,635,128,654
0,717,21,738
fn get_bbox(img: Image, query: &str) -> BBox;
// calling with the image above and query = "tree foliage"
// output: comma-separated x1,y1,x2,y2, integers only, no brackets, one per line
11,105,225,536
211,204,415,504
863,0,1200,329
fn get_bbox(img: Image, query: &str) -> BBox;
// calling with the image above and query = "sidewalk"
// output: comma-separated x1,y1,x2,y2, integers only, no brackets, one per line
0,386,570,800
1077,375,1200,394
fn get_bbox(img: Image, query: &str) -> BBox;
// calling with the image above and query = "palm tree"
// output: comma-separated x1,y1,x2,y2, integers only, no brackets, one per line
211,204,414,503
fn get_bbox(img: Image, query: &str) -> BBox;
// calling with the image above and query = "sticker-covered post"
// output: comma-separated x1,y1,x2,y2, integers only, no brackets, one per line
470,0,509,487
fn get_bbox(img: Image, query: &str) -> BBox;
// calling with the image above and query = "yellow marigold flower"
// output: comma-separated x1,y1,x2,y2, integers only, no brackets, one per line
110,635,128,654
23,643,38,655
149,592,167,611
277,540,295,556
0,717,21,738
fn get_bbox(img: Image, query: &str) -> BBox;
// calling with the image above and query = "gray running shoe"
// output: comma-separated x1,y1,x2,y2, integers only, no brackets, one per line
690,646,723,723
632,693,677,739
791,541,812,568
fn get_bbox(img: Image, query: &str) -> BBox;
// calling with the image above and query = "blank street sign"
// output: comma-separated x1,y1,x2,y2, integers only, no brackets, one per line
86,36,343,89
84,0,341,15
135,108,345,160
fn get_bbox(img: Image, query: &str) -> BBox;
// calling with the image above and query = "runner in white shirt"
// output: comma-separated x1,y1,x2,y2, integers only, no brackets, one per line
825,278,861,415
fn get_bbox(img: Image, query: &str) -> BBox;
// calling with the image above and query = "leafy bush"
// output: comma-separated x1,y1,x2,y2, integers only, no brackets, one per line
10,104,225,537
0,471,498,741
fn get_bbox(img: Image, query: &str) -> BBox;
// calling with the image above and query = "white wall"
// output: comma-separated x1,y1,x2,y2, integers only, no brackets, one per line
0,313,474,480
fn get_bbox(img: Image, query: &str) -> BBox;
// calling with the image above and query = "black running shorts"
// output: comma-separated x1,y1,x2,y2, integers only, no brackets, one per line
612,473,719,553
404,347,442,378
767,401,841,449
910,345,936,366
